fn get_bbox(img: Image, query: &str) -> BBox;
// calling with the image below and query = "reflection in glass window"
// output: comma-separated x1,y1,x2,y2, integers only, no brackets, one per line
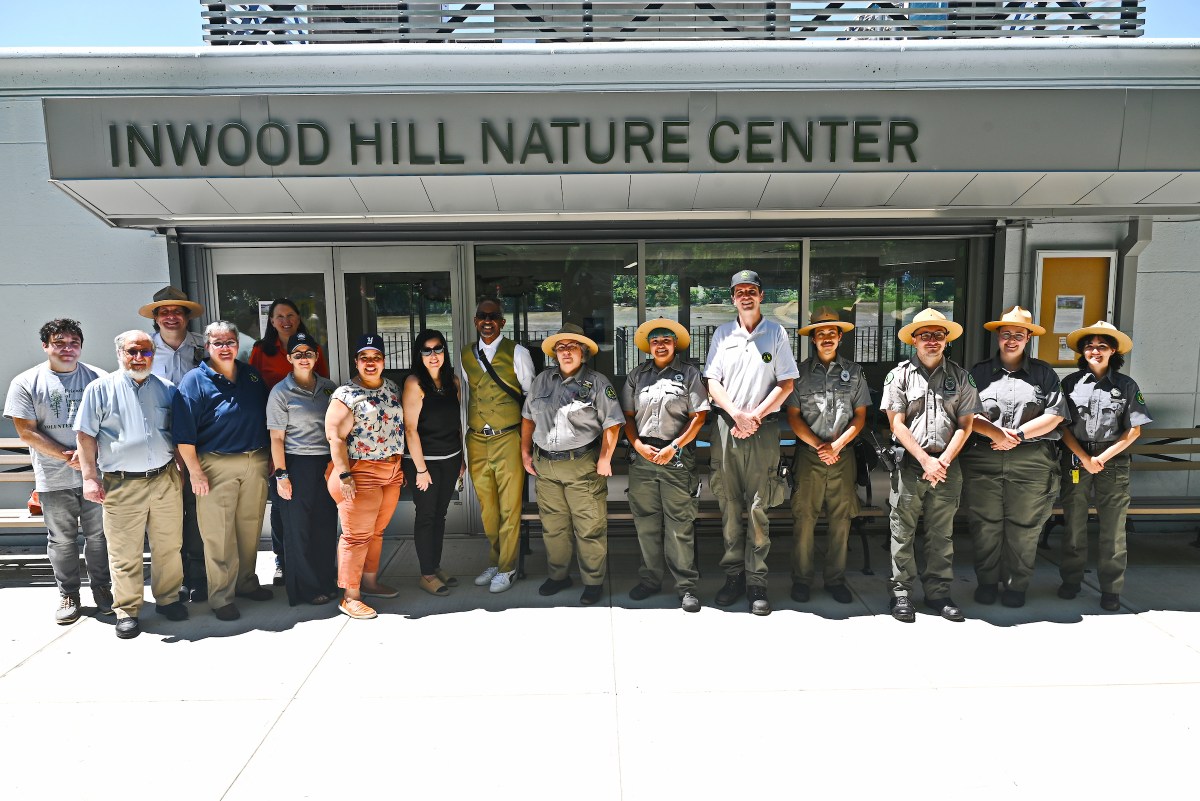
216,273,329,362
474,243,638,381
343,272,453,380
645,242,802,364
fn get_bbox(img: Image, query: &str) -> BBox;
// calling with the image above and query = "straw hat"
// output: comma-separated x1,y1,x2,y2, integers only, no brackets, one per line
1066,320,1133,354
897,308,964,345
541,323,599,358
798,307,854,336
983,305,1045,336
633,318,690,353
138,286,204,319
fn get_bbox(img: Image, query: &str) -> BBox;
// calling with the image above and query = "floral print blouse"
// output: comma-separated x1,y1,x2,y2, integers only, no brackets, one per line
332,378,405,460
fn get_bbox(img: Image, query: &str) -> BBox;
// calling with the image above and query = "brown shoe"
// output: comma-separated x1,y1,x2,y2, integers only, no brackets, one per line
339,598,377,619
418,575,449,596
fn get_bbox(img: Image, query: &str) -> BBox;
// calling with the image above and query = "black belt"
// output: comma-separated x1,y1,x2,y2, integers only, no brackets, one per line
104,462,173,481
1083,440,1116,455
469,424,520,437
641,437,678,449
535,443,597,461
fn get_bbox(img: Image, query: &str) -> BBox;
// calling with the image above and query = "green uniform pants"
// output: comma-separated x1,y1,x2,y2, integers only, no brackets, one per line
1059,453,1131,594
534,451,608,586
467,430,525,573
790,444,859,587
961,441,1060,592
627,450,700,593
888,457,962,600
710,417,786,587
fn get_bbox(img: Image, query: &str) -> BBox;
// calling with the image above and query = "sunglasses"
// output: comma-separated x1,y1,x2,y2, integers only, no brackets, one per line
123,348,154,358
420,345,446,357
475,311,503,321
290,349,317,360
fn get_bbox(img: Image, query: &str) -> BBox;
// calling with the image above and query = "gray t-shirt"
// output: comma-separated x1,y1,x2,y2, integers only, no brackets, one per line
703,318,800,410
621,355,709,441
266,374,338,456
4,362,107,491
785,355,872,442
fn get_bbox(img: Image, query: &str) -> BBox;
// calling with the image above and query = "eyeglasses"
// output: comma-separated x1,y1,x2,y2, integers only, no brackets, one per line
1083,343,1113,353
998,332,1028,342
420,345,446,357
554,343,582,354
208,340,238,349
48,339,82,349
123,348,153,358
475,311,503,321
290,350,317,360
914,331,948,342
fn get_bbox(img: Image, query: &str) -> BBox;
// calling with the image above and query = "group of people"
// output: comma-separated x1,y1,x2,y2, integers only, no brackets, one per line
3,270,1151,636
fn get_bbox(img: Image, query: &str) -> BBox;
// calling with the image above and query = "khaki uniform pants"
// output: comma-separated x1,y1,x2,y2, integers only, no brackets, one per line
467,430,525,573
961,441,1060,592
888,458,962,600
790,445,859,587
102,468,184,619
627,450,700,593
534,452,608,585
1060,453,1131,593
196,450,269,609
711,418,784,587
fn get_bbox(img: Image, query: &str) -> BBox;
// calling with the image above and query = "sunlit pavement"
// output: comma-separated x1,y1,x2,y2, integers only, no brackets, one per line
2,524,1199,800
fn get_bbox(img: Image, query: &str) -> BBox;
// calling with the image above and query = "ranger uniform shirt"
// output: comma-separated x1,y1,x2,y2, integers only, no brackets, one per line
969,353,1070,442
703,318,799,411
523,365,624,452
784,355,872,442
621,355,710,441
1061,369,1152,444
881,356,983,453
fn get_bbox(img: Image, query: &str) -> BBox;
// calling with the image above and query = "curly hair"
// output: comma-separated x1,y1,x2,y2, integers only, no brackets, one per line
39,318,83,345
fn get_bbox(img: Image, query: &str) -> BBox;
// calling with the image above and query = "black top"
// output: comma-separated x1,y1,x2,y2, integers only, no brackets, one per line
416,384,462,457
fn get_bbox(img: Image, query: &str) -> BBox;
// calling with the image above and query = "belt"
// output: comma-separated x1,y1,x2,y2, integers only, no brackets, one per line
641,437,677,449
535,443,597,461
104,462,173,481
469,424,520,437
354,454,403,463
1082,440,1116,455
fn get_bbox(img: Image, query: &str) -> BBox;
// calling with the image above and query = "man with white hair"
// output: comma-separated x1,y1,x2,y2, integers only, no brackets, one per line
76,330,187,639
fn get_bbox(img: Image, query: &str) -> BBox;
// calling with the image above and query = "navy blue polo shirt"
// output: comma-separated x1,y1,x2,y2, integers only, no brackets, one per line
172,360,270,454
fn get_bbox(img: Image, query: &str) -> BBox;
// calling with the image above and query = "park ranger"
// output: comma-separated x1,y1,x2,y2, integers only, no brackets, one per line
521,323,624,606
961,306,1068,608
1058,320,1151,612
704,269,799,616
784,308,870,605
622,318,709,613
881,308,982,623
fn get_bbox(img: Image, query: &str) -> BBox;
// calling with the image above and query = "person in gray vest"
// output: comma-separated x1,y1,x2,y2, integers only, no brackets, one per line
1058,321,1151,612
521,323,624,606
622,318,709,613
785,308,870,605
704,270,799,616
881,308,981,623
961,306,1068,608
461,298,534,593
4,318,111,624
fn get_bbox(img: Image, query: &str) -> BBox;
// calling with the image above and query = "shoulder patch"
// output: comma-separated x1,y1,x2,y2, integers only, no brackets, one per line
967,374,977,388
605,386,617,400
1136,391,1145,404
762,352,772,363
884,372,895,385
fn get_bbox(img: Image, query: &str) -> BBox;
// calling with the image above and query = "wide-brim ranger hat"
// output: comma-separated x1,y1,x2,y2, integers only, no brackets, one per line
897,308,964,345
138,285,204,319
633,318,691,353
983,305,1046,336
1066,320,1133,354
541,323,599,358
798,307,854,336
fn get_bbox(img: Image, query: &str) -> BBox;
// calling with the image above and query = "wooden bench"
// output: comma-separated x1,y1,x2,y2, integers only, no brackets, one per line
0,438,44,530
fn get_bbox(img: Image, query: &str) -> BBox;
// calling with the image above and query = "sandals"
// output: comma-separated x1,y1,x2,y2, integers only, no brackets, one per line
418,575,449,596
434,568,459,588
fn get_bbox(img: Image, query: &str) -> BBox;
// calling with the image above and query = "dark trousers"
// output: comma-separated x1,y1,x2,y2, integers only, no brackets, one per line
269,480,285,567
280,454,340,605
181,475,207,590
404,454,461,576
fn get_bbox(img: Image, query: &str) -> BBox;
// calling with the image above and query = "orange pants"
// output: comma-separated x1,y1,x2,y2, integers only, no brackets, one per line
327,457,403,590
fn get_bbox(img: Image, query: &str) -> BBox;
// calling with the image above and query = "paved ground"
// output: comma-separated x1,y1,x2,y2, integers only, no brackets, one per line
2,524,1199,800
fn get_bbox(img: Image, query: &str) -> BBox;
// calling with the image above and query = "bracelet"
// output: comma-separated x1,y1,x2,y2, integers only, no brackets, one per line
339,471,353,481
417,469,429,474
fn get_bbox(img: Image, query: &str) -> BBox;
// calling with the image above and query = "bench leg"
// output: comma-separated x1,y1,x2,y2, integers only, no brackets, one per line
853,517,873,576
1191,527,1200,549
1038,514,1062,549
518,521,529,579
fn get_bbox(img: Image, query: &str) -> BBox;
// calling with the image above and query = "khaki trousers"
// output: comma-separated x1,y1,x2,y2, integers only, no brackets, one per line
1060,453,1131,593
710,417,784,587
196,450,269,609
627,450,700,593
467,430,525,573
888,458,962,600
328,458,404,590
534,452,608,585
790,445,859,587
102,468,184,619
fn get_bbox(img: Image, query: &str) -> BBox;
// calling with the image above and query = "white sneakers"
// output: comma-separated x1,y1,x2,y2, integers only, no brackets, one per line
489,570,516,594
474,566,499,586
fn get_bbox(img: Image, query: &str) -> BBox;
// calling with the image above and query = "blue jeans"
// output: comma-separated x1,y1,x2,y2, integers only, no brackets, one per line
40,487,109,597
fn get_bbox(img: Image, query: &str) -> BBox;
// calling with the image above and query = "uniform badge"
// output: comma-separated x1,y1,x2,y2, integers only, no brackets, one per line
605,386,617,400
762,353,772,363
840,369,850,382
250,374,260,382
1136,391,1145,404
884,372,894,385
674,374,683,382
1111,389,1122,399
967,374,977,388
944,379,956,392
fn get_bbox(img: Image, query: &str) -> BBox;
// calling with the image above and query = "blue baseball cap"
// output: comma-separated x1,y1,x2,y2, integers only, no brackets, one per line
286,332,317,353
355,334,385,356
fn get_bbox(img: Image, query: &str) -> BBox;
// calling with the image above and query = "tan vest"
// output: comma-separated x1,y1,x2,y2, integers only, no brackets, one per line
462,338,522,431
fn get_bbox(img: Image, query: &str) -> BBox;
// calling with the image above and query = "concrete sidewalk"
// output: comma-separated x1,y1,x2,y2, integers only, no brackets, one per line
2,527,1199,800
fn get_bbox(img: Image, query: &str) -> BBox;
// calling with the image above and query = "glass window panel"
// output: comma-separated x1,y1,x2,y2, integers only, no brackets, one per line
474,243,638,381
343,271,454,383
215,273,329,362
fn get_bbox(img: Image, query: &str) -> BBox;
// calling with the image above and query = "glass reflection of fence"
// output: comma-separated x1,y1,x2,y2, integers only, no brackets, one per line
380,332,455,372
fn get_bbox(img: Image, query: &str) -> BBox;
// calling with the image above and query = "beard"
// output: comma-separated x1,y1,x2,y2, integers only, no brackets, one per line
123,366,153,381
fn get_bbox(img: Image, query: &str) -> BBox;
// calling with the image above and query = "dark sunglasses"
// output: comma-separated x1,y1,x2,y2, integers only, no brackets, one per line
290,349,317,360
123,348,154,358
475,311,503,321
420,345,446,356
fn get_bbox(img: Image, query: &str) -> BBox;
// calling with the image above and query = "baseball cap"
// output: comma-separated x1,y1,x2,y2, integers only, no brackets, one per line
355,334,385,355
730,269,762,290
286,332,317,353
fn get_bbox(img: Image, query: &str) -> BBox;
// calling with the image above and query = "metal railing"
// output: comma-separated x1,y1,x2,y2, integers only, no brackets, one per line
201,2,1145,45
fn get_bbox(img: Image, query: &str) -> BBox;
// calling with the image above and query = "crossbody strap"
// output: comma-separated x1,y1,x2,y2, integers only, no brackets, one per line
476,346,526,407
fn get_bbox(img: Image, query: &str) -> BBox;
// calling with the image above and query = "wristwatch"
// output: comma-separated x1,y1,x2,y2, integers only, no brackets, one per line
1017,429,1027,442
274,468,289,479
339,471,354,481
